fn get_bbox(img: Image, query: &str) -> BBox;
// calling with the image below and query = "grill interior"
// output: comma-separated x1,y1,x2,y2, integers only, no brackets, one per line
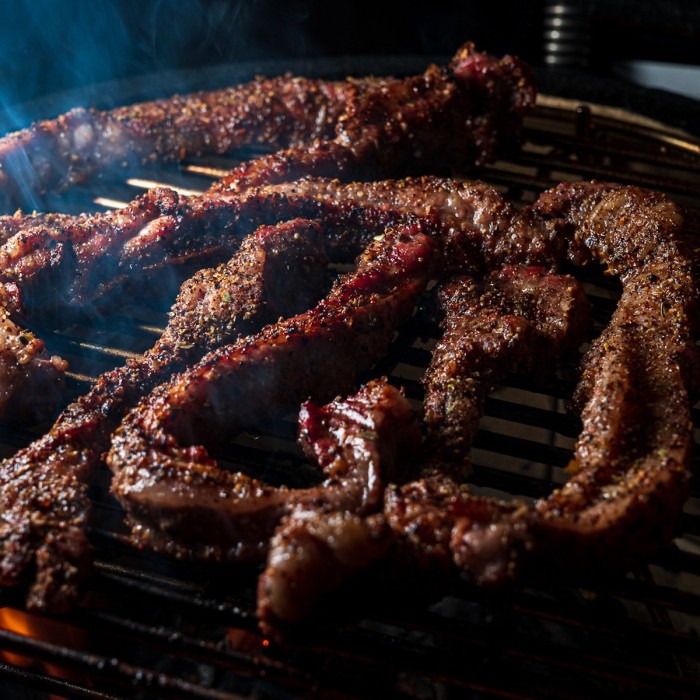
1,79,700,700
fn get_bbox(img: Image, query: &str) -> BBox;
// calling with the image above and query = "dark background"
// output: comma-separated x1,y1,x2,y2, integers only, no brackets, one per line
1,0,699,115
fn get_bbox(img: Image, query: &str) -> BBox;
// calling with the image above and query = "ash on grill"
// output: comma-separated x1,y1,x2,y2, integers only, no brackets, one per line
0,95,699,700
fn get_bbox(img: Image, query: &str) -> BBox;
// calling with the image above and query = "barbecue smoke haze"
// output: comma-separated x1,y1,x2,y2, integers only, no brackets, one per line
1,1,228,124
0,0,342,206
0,0,330,126
0,1,538,121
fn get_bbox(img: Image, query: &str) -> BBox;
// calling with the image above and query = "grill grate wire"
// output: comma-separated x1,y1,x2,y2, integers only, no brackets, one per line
0,94,699,699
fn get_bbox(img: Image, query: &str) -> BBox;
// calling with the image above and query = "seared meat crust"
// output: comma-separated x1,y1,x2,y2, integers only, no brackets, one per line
0,218,329,612
257,378,420,637
0,44,534,211
423,265,591,466
107,223,434,562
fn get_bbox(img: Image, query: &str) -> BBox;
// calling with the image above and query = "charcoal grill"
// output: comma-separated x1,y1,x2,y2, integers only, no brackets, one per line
1,56,700,700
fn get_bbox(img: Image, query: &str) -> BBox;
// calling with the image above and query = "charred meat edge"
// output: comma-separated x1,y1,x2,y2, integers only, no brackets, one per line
0,218,329,613
107,222,434,563
0,43,535,210
257,378,420,637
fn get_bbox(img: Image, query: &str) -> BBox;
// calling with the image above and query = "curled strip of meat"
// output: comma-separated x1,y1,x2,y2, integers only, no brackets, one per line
423,265,591,467
0,176,542,302
0,77,351,211
0,188,188,311
88,175,564,280
253,176,566,273
0,211,78,246
0,218,329,613
161,218,330,352
0,174,552,421
260,265,585,636
0,173,567,320
107,222,434,562
210,43,535,194
257,378,420,637
0,189,197,421
386,266,591,576
447,183,700,585
0,43,534,211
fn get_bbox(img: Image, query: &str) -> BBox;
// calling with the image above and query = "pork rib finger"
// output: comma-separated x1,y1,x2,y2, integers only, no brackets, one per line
423,266,591,466
449,183,700,585
258,512,392,639
0,174,561,313
297,377,420,514
210,43,535,195
0,76,354,212
386,266,591,575
0,218,329,613
533,181,697,283
0,43,534,212
0,188,197,422
107,222,434,562
256,377,419,637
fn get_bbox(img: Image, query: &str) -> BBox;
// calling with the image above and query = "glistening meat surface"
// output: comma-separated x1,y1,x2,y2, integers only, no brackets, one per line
0,219,329,613
0,174,558,421
0,43,535,211
107,222,434,562
257,378,421,637
405,182,700,587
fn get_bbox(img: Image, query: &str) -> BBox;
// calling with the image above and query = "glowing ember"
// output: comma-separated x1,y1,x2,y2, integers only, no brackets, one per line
0,607,88,695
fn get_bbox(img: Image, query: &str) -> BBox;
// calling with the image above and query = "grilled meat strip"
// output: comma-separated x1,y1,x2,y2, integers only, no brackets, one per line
209,43,535,195
0,291,67,423
0,43,534,211
423,265,591,467
0,76,351,211
107,222,434,562
0,174,554,421
446,183,700,585
0,219,329,613
161,218,330,351
0,176,551,306
252,177,566,273
257,378,420,636
386,266,591,575
113,175,565,282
